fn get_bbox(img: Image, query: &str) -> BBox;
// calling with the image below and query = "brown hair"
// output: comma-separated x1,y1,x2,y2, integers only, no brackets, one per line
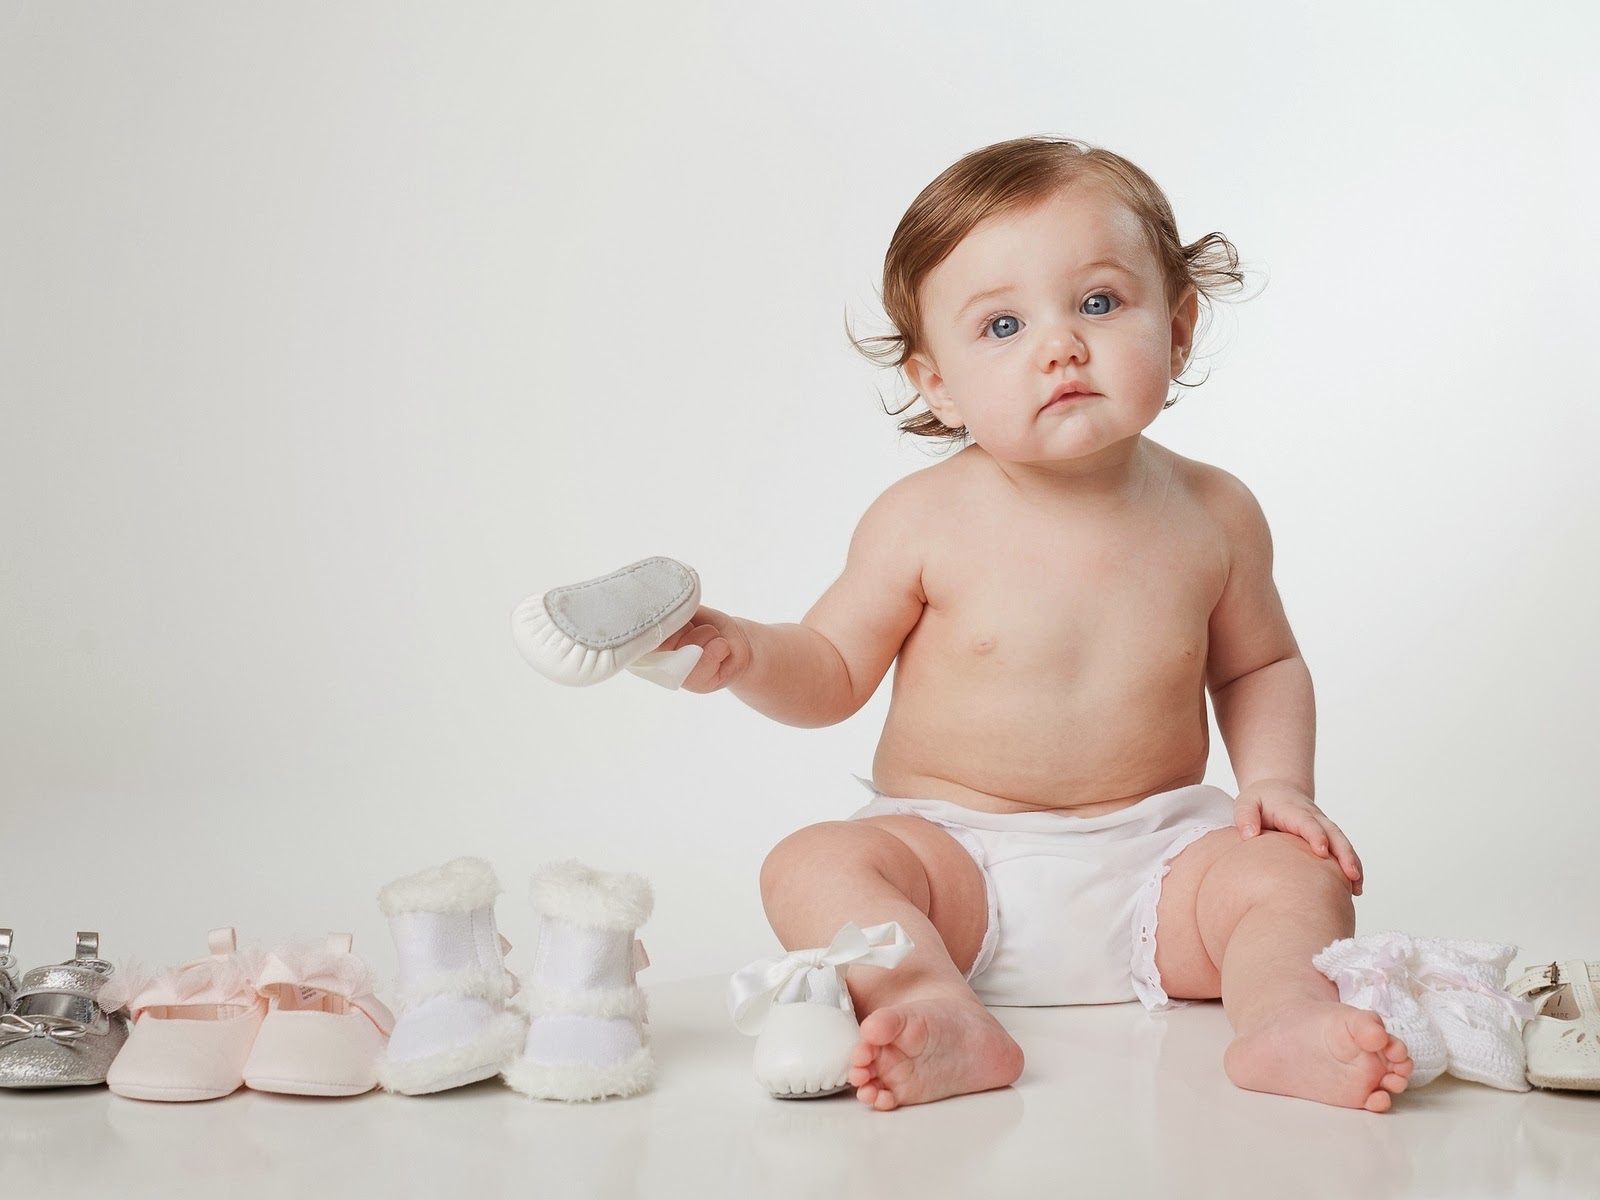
849,136,1249,448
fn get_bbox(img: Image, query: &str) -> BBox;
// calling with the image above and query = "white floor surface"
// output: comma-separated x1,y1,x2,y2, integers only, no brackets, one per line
3,975,1596,1200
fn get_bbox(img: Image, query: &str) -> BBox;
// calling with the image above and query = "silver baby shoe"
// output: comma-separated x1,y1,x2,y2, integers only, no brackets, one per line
0,930,20,1014
0,932,130,1088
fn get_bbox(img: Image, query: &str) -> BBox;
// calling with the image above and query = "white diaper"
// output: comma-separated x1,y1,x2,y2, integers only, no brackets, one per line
847,775,1236,1010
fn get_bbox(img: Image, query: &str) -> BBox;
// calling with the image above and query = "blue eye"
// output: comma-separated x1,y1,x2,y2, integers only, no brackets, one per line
985,315,1021,339
1082,293,1119,316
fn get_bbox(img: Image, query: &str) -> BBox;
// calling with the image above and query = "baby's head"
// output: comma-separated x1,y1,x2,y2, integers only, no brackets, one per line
855,137,1246,455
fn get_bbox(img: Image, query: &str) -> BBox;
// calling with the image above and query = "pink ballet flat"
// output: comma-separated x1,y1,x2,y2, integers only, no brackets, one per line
242,934,393,1097
101,929,267,1102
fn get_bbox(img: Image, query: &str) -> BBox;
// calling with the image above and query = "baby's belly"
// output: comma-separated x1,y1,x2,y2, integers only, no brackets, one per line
871,626,1212,816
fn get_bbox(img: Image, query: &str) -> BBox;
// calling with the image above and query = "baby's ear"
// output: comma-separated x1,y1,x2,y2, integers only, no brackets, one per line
905,353,965,430
1170,287,1200,376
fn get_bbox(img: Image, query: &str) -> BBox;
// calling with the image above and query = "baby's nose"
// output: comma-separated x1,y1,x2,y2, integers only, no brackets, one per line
1037,323,1088,369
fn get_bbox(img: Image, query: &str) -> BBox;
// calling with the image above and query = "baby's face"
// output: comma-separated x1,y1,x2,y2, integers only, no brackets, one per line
907,185,1195,472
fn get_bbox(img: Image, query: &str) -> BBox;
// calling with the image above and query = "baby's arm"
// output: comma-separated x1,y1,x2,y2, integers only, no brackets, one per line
655,478,926,728
1202,469,1364,893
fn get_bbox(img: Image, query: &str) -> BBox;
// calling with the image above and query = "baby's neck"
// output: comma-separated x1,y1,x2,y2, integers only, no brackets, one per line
974,437,1160,510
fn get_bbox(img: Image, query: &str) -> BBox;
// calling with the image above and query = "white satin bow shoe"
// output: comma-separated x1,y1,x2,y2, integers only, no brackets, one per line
728,922,912,1099
510,556,704,689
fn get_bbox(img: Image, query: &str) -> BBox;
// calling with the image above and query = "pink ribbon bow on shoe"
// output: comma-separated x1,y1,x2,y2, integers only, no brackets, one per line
98,928,269,1102
243,934,394,1097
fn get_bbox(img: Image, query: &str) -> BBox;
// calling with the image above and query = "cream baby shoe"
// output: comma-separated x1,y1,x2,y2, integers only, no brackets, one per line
510,556,704,689
1313,932,1449,1087
729,922,913,1099
503,861,655,1101
376,856,527,1095
1411,937,1532,1092
243,934,395,1096
1509,960,1600,1091
101,929,265,1101
0,933,129,1089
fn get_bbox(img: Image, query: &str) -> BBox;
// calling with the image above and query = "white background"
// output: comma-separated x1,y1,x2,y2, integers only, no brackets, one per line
3,1,1596,988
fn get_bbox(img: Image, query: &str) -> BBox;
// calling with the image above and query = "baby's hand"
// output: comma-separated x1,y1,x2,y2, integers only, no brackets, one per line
1234,781,1364,896
654,605,753,694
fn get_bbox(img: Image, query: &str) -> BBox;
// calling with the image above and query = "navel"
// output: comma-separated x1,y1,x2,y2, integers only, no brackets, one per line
973,636,998,655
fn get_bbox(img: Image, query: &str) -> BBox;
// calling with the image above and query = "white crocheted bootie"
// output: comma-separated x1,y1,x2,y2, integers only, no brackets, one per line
728,922,913,1099
1313,932,1448,1087
1412,937,1532,1092
375,857,527,1095
501,861,654,1102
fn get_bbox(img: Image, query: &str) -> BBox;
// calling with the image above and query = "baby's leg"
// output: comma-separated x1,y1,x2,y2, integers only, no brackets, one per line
759,816,1023,1109
1153,829,1413,1112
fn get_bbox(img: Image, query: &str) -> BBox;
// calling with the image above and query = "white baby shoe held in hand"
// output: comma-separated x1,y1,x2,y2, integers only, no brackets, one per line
376,857,527,1096
510,556,704,689
1411,937,1533,1092
1509,959,1600,1091
1313,932,1449,1088
729,922,913,1100
502,860,655,1102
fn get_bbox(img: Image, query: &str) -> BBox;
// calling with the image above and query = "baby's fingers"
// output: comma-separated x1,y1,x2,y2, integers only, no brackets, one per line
673,624,733,692
652,607,710,653
1233,793,1264,838
1322,822,1364,894
1272,806,1334,858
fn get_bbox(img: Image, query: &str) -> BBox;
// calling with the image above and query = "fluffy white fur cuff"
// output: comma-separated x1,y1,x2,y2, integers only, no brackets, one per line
530,860,653,930
376,1011,527,1096
502,1045,655,1103
378,856,502,917
393,967,517,1014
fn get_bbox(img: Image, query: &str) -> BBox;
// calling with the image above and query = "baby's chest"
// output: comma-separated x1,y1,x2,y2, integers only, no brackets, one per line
919,523,1227,677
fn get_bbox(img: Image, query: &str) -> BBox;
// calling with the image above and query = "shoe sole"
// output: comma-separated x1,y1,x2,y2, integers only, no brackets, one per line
772,1083,852,1100
108,1081,242,1102
1527,1072,1600,1091
245,1077,377,1097
389,1058,506,1096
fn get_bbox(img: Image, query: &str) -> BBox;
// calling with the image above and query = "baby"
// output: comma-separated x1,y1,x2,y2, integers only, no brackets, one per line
659,136,1412,1112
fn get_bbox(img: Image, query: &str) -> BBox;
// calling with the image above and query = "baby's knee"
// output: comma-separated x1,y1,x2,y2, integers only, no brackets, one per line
759,820,910,906
1214,831,1354,913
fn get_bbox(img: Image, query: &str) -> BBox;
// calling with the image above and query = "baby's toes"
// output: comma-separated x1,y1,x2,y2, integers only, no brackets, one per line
849,1041,876,1071
859,1006,910,1050
1382,1035,1412,1067
1347,1011,1391,1056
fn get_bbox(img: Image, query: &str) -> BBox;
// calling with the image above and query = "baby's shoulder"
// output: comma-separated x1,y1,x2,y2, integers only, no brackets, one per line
1161,449,1273,545
874,446,980,509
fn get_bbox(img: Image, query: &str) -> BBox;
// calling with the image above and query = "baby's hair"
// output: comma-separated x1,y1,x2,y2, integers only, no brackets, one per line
849,136,1249,449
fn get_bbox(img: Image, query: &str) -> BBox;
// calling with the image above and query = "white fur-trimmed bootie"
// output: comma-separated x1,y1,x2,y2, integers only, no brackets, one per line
728,921,913,1099
501,860,655,1102
375,857,527,1095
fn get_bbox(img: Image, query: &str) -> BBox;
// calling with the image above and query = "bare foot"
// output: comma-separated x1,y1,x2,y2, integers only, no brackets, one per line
1224,1000,1413,1112
847,994,1024,1111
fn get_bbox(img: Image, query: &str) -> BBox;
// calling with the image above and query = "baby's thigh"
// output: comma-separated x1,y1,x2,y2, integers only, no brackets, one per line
1151,827,1245,1001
